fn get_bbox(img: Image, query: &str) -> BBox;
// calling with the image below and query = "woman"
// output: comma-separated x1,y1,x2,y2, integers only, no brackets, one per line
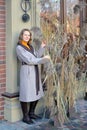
16,28,50,124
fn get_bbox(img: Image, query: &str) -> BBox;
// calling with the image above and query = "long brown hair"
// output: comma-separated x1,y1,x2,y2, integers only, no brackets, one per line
18,28,32,44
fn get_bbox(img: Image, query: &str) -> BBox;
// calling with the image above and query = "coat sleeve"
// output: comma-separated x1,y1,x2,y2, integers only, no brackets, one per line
16,45,48,65
35,46,45,58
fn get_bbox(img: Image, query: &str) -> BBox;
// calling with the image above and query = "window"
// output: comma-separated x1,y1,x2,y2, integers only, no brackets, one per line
34,0,81,38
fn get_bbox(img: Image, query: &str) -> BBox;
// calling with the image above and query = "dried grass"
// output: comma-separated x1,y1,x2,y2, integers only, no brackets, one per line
34,1,86,125
41,22,86,125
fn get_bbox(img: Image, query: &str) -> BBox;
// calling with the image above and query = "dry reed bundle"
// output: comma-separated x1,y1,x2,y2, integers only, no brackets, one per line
32,4,86,125
41,23,86,125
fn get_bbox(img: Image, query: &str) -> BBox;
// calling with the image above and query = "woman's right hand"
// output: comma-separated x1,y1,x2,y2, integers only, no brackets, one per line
44,55,50,60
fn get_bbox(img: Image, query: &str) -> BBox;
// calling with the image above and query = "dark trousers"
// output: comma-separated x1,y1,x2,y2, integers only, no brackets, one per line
20,100,38,118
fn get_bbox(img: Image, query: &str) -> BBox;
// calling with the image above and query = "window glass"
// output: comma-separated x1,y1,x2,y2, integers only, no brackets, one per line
36,0,80,38
66,0,80,35
36,0,60,40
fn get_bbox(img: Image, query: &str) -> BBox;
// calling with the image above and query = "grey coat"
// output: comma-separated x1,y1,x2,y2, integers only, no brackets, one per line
16,44,48,102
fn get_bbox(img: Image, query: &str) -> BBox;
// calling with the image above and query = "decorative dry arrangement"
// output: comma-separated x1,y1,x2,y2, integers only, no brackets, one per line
31,0,87,126
40,21,87,126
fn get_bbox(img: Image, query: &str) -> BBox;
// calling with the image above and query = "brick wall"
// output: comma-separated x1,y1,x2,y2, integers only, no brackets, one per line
0,0,6,120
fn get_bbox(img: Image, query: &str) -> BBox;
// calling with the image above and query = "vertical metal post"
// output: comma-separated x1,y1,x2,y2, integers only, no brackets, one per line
85,0,87,22
31,0,36,26
79,0,84,31
60,0,67,32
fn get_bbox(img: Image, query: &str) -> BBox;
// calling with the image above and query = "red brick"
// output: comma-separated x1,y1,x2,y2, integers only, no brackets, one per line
0,42,5,46
0,10,5,14
0,83,6,87
0,69,5,73
0,78,6,83
0,116,4,120
0,56,6,60
0,2,5,6
0,101,4,106
0,0,6,120
0,46,5,49
0,107,4,111
0,33,5,37
0,73,6,78
0,29,5,32
0,97,4,100
0,64,5,67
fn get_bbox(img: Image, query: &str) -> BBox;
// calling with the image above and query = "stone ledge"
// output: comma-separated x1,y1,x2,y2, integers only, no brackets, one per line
2,92,19,98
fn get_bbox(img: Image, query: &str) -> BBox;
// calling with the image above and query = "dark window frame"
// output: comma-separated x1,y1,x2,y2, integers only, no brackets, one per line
60,0,67,31
60,0,87,32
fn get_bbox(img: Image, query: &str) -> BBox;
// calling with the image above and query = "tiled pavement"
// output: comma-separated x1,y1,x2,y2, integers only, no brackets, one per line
57,99,87,130
0,99,87,130
0,118,57,130
0,119,55,130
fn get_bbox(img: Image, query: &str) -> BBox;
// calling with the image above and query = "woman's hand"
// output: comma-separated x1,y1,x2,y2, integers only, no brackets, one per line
44,55,50,60
41,40,47,48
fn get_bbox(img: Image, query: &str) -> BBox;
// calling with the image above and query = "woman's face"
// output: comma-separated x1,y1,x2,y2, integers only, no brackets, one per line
22,31,31,42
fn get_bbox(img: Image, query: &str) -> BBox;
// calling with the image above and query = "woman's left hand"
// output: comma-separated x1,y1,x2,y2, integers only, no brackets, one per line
41,40,47,48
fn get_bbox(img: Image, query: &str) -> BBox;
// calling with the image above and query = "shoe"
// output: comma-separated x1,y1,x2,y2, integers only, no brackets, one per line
84,92,87,100
29,114,42,120
23,116,34,124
